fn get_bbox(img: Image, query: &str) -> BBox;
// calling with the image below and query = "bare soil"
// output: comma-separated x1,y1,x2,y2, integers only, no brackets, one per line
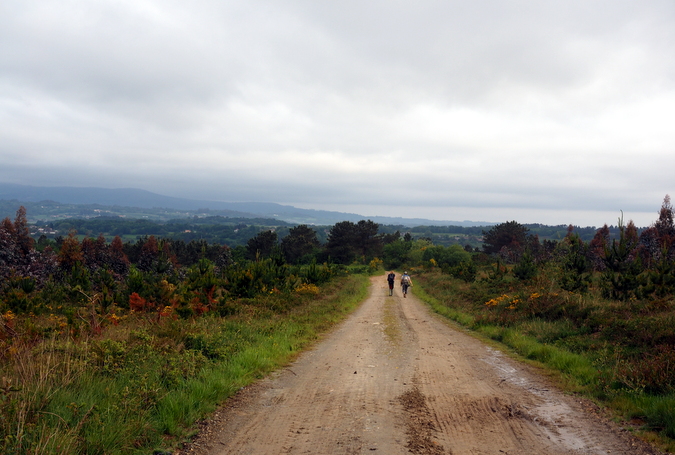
176,275,665,455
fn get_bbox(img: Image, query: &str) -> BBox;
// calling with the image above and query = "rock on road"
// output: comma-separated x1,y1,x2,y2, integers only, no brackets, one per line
179,275,663,455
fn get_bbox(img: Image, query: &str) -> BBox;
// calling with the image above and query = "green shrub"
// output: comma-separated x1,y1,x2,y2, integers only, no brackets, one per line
513,251,537,281
412,267,675,448
449,260,477,282
557,234,591,293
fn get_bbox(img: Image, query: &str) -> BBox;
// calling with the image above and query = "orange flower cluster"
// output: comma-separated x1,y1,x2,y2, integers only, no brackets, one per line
484,294,520,310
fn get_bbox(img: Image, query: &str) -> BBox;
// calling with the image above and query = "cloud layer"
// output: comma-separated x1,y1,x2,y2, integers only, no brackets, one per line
2,1,674,226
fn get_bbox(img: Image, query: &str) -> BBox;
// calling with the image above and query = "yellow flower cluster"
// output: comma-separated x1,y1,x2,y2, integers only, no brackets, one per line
485,294,510,306
48,314,69,331
160,280,176,293
369,257,383,269
295,283,320,295
484,294,520,310
159,306,174,318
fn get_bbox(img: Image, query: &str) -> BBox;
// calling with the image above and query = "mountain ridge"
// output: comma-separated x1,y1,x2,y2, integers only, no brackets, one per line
0,182,494,227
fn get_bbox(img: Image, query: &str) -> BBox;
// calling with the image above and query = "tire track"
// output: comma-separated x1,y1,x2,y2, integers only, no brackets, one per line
177,275,664,455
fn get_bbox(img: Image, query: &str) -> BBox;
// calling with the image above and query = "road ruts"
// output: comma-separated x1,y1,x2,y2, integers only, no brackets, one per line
179,275,663,455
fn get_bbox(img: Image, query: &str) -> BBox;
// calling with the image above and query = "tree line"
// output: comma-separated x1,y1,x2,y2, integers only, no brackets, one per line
4,198,675,452
0,211,401,318
34,216,293,246
3,196,672,321
478,196,675,300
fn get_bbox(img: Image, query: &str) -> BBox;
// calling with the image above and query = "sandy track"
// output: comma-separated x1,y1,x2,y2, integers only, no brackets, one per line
178,275,663,455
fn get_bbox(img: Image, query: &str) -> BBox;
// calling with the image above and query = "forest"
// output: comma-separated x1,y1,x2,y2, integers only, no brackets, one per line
1,197,675,454
29,212,618,253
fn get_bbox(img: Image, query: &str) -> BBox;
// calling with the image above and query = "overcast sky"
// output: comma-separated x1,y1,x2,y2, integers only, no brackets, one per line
1,1,674,227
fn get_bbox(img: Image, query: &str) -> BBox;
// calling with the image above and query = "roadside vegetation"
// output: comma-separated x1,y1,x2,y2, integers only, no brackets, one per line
3,195,675,453
403,196,675,453
0,208,376,454
0,274,368,455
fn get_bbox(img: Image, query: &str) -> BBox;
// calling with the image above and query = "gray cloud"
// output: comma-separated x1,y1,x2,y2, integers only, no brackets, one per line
1,0,675,227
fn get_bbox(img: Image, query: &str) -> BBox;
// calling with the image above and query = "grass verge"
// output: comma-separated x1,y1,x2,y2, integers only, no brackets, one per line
0,274,369,455
413,271,675,453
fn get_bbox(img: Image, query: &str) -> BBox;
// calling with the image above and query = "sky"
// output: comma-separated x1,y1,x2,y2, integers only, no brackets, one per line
1,1,674,227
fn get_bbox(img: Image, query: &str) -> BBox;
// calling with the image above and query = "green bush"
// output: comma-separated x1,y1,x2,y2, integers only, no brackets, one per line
449,260,477,282
512,251,537,281
412,267,675,449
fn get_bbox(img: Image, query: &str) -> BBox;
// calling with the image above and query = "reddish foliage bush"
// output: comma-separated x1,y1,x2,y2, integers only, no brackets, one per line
129,292,155,313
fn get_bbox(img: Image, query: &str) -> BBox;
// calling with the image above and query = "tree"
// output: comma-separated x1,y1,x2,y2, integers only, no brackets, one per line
108,235,130,276
246,230,278,260
325,220,382,264
557,233,591,292
654,194,675,248
379,230,401,245
482,221,529,258
639,195,675,268
0,207,35,277
81,234,108,273
382,239,412,269
325,221,358,264
355,220,381,260
638,226,660,270
13,206,34,258
422,244,471,270
513,251,537,281
58,231,83,271
281,225,320,264
600,217,642,301
589,224,610,271
0,207,58,285
0,216,17,277
137,235,159,272
136,235,176,273
214,245,233,270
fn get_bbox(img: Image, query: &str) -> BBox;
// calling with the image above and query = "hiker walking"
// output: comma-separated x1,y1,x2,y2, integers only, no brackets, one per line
386,271,396,296
401,271,412,298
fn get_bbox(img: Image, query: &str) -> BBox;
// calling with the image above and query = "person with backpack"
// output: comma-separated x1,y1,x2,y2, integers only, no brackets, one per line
386,271,396,296
401,271,412,298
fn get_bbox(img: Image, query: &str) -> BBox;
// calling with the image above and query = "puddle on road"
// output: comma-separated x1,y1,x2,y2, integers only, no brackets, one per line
482,347,551,396
481,347,600,453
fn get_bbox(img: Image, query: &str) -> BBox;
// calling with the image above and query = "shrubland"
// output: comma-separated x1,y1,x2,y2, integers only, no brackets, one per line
0,207,371,454
4,195,675,453
405,196,675,452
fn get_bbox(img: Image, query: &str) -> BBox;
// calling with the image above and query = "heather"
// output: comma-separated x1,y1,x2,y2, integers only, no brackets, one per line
4,195,675,452
406,197,675,451
0,207,372,454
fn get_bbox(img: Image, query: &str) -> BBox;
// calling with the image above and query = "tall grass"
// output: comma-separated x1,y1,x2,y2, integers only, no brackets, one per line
0,273,369,454
414,269,675,452
632,395,675,439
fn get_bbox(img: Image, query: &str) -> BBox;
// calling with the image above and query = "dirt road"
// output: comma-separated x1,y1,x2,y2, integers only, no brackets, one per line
179,275,663,455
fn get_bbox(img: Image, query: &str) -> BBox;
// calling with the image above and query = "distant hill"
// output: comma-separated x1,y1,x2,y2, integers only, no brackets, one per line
0,183,494,227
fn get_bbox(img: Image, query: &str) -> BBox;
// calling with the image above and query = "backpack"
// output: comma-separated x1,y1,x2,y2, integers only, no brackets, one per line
402,275,411,285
